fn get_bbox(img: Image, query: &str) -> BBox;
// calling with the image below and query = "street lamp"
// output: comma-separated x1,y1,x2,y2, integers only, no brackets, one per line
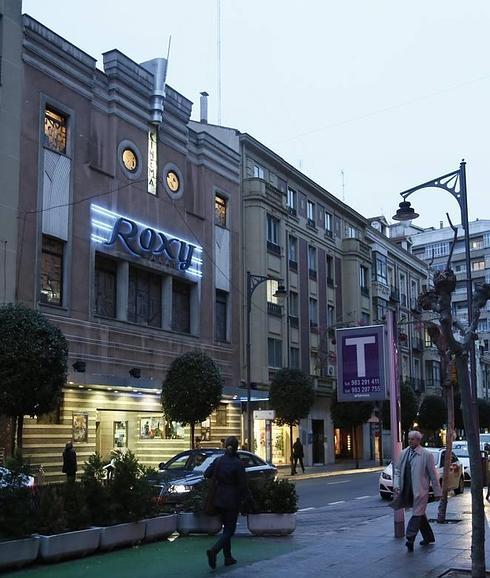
246,272,287,451
392,160,477,400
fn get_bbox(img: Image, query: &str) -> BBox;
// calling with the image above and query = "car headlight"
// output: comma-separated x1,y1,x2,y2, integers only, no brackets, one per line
381,472,392,480
169,484,192,493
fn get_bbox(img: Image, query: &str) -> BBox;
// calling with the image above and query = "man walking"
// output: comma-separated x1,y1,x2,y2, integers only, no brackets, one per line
391,430,441,552
292,438,305,474
62,440,77,482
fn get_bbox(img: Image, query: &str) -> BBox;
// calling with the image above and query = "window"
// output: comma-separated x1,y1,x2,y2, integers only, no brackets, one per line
266,214,280,245
290,347,300,369
289,291,299,317
215,290,228,341
128,266,162,327
361,312,370,325
425,360,441,387
324,211,332,232
360,266,368,295
375,299,387,322
327,305,335,325
399,272,407,306
268,338,282,368
287,187,297,212
308,245,317,272
215,404,228,426
471,238,484,250
472,260,485,272
95,254,117,318
478,319,488,333
309,298,318,329
344,225,358,239
326,255,334,286
307,200,315,226
484,233,490,248
215,194,227,227
253,163,265,179
40,235,64,306
172,280,191,333
267,279,279,304
44,107,67,154
425,242,449,259
288,235,298,264
424,327,433,348
374,254,387,284
455,263,466,273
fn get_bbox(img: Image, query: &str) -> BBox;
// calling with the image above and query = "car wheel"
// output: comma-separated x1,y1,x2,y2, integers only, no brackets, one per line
380,492,391,501
454,476,465,495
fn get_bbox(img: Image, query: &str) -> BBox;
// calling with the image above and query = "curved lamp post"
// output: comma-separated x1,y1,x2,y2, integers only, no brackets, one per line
246,272,287,450
392,160,477,400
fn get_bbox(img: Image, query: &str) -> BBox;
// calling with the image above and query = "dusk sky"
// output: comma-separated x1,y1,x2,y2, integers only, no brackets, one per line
23,0,490,229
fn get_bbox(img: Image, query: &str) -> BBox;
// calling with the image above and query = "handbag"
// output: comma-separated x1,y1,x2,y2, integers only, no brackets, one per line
204,457,222,516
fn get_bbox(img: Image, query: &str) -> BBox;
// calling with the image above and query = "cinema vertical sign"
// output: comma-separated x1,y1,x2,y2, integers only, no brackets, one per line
336,325,389,402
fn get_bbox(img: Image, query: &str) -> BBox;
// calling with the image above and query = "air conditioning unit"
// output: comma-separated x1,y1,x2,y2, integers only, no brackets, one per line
328,365,335,376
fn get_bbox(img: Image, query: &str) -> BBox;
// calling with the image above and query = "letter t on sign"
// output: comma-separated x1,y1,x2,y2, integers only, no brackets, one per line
345,336,376,377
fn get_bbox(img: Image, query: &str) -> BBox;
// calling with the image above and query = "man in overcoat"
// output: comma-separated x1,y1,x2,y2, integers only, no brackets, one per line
391,430,441,552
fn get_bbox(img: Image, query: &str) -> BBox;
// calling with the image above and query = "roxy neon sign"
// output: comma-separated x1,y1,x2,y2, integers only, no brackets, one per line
90,204,202,277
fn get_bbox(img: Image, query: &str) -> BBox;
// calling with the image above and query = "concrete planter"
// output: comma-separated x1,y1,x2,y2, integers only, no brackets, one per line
247,513,296,536
0,536,40,570
99,520,146,551
39,527,101,562
144,514,177,541
177,513,221,536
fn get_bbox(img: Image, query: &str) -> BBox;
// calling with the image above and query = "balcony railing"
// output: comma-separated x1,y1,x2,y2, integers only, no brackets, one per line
390,287,400,302
288,315,299,328
309,269,317,280
289,259,298,272
267,302,283,317
267,241,281,256
307,218,316,229
412,338,424,352
327,277,334,288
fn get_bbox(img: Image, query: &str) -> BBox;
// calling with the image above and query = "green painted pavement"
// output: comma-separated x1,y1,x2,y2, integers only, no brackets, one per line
3,534,298,578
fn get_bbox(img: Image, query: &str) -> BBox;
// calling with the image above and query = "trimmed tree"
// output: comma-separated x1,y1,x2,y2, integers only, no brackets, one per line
332,398,374,468
0,304,68,450
269,369,315,475
161,351,223,449
382,381,419,444
417,394,447,444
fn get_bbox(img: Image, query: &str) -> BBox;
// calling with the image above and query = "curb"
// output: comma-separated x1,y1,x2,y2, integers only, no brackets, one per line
278,466,384,481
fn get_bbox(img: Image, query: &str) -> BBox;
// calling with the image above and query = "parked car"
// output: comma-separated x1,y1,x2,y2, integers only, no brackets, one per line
379,448,465,500
452,445,471,483
151,448,277,503
0,467,35,490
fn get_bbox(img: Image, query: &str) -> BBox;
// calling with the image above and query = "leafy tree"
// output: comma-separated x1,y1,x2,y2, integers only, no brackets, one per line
417,394,447,443
456,394,490,431
332,398,374,468
269,369,315,474
0,304,68,449
161,351,223,448
382,382,419,443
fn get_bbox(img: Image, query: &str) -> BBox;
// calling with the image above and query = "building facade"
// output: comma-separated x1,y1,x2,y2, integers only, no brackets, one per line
11,16,242,481
391,219,490,399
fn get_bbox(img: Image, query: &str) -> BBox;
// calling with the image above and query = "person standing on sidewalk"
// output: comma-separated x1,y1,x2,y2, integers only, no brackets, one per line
292,438,305,474
62,441,77,482
204,436,250,570
391,430,441,552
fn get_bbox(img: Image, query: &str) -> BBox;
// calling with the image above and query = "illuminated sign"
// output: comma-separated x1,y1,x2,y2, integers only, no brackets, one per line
148,128,157,194
90,204,202,277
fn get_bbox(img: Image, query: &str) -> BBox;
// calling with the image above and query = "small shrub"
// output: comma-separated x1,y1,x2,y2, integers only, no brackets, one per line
250,479,298,514
0,487,37,539
37,484,67,535
81,453,110,526
181,480,211,513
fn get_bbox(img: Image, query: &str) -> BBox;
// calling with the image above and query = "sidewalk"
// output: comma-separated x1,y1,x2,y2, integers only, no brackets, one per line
226,490,488,578
276,459,384,481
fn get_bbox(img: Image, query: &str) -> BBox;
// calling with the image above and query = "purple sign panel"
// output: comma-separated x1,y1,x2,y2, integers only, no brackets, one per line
336,325,388,401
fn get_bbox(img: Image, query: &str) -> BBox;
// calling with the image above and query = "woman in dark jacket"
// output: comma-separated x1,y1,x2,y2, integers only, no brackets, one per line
62,441,77,482
204,436,249,569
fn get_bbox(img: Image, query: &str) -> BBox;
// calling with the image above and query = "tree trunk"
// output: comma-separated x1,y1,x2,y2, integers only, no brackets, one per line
438,357,454,523
353,425,359,469
16,415,23,451
190,422,195,449
456,354,485,578
290,424,294,475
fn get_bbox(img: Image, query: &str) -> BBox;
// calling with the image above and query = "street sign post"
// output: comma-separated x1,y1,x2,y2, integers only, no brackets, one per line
336,325,388,402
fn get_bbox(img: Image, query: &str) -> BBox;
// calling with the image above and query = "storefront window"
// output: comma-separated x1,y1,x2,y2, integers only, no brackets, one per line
254,419,292,465
164,420,185,439
113,421,128,448
140,417,164,439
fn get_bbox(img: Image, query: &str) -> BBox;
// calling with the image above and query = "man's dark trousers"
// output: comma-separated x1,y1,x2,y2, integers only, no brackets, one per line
406,514,435,543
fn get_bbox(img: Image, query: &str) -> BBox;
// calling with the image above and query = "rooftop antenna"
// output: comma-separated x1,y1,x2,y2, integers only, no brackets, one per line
217,0,222,124
166,35,172,65
341,169,345,202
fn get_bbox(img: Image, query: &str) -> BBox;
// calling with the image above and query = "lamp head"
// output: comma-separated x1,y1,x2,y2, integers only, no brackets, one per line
392,200,419,221
274,283,287,301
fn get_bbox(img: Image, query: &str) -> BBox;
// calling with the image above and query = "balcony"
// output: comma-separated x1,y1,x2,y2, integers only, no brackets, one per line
289,259,298,272
410,298,422,314
324,229,333,240
327,276,334,289
361,286,369,298
309,269,317,281
267,302,283,317
288,315,299,328
307,218,316,229
267,241,281,256
287,206,297,217
310,321,318,333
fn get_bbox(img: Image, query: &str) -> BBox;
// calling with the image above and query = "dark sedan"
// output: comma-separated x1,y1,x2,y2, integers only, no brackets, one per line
152,448,277,503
